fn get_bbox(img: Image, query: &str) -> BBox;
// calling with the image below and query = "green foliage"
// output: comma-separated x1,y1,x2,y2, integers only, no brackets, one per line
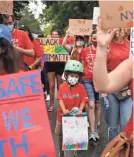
19,7,42,34
40,1,99,33
13,1,29,20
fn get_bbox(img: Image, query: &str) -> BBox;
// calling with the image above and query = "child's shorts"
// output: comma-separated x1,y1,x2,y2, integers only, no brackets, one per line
82,80,100,103
55,121,62,135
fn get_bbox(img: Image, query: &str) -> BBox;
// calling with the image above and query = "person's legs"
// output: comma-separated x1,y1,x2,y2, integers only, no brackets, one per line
101,94,120,142
120,97,133,131
83,80,99,141
55,121,64,156
95,102,101,130
47,72,55,111
56,74,63,90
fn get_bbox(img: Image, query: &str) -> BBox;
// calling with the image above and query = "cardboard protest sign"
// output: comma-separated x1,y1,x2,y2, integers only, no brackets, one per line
69,19,92,35
39,38,70,62
130,27,134,58
42,54,70,62
0,1,13,15
38,38,59,45
62,116,88,150
99,1,133,29
0,71,56,157
93,7,100,25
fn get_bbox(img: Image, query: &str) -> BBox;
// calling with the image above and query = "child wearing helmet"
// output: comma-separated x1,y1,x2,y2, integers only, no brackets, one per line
55,60,88,157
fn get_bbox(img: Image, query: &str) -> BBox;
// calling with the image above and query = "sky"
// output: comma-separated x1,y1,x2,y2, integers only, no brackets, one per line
28,0,46,19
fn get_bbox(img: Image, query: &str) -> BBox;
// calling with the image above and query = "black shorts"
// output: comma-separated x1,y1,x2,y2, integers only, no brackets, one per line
45,62,65,75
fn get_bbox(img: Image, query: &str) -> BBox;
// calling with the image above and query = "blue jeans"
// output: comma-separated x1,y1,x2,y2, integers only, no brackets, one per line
82,80,100,102
100,94,133,142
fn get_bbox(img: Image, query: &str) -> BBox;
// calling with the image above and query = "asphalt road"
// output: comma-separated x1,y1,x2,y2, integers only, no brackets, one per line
46,100,108,157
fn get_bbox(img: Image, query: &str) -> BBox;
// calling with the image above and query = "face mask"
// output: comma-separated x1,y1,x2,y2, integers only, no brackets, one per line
76,41,84,47
8,24,14,32
67,76,79,86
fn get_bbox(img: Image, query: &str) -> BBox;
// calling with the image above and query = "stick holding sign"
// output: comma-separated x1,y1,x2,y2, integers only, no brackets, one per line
93,7,100,25
0,0,13,15
130,27,134,58
99,1,133,29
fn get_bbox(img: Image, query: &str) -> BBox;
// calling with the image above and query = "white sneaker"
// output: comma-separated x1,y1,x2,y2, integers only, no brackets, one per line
89,131,100,142
46,95,50,101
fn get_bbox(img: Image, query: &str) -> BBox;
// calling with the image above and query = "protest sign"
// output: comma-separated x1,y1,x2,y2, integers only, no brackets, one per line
130,27,134,58
0,1,13,15
99,1,133,29
93,7,100,25
39,38,70,62
69,19,92,35
62,116,88,150
42,54,70,62
0,70,56,157
38,38,59,45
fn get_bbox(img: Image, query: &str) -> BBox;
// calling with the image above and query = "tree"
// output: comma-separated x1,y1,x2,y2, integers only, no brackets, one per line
13,1,29,20
19,7,42,34
40,1,99,34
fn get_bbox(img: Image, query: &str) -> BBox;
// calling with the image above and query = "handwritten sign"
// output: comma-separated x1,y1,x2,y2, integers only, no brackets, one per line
130,27,134,58
42,54,70,62
69,19,92,35
38,38,59,45
0,1,13,15
62,117,88,150
99,1,133,29
39,38,69,62
0,71,56,157
93,7,100,25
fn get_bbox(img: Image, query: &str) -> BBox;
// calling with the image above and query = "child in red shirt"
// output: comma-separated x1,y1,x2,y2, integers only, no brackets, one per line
55,60,87,157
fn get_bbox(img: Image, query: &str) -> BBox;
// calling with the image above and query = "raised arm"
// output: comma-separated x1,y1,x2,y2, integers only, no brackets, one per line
62,28,72,53
93,20,132,93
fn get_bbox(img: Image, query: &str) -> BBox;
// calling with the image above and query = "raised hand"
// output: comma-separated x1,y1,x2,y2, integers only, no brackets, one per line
97,18,118,47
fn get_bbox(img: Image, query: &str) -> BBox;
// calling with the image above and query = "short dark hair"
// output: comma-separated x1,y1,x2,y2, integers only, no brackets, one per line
2,14,15,21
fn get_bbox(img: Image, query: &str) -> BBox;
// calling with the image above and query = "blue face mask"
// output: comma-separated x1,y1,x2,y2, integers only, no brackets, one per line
8,24,14,32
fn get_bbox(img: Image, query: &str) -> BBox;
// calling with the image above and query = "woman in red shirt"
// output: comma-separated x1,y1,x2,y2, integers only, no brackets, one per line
19,25,43,70
93,23,133,156
98,28,132,142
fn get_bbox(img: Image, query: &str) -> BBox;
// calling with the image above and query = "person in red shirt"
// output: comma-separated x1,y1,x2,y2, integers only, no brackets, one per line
19,25,43,70
80,30,101,143
2,14,34,70
93,21,133,157
0,24,22,75
98,28,133,142
46,29,65,112
55,60,87,157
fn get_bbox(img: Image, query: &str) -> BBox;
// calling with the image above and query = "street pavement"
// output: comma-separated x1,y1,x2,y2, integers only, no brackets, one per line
46,100,108,157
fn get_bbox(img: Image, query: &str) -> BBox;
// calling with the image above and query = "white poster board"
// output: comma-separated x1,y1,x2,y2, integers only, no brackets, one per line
130,27,134,58
93,7,100,25
62,116,88,150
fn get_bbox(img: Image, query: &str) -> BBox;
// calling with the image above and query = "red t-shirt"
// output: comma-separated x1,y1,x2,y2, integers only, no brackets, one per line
24,40,43,66
107,40,130,72
57,82,88,122
12,29,33,49
81,47,96,80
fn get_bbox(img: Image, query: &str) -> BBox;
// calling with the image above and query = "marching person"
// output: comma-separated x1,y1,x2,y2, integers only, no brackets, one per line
93,20,133,156
55,60,87,157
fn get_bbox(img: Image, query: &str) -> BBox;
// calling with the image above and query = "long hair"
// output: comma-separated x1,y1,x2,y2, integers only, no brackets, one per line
19,25,34,41
0,38,21,74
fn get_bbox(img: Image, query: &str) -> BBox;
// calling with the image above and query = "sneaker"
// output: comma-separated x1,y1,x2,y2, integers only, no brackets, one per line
98,121,100,126
94,131,100,140
89,131,99,142
46,95,50,101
